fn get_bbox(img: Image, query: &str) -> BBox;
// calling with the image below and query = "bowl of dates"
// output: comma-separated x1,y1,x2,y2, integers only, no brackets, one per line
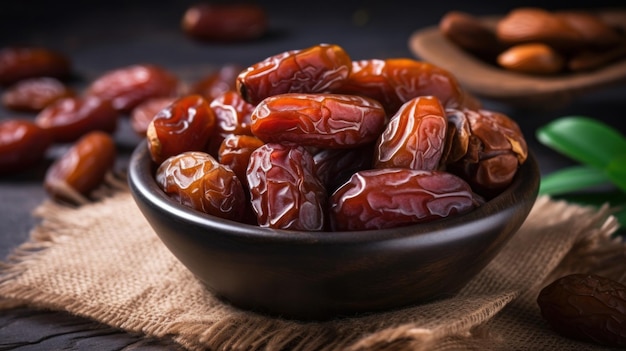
127,43,540,320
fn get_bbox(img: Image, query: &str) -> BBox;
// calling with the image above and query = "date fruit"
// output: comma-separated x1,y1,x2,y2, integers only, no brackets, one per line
374,96,447,171
439,11,505,61
189,64,244,100
44,131,116,204
246,143,326,231
130,97,176,137
156,151,246,221
497,43,565,75
218,134,265,188
330,168,481,231
236,43,352,105
182,4,268,42
208,90,256,155
0,47,71,86
336,58,480,114
0,119,53,174
537,273,626,347
250,93,386,148
147,94,216,164
86,64,179,113
1,77,74,112
35,96,119,143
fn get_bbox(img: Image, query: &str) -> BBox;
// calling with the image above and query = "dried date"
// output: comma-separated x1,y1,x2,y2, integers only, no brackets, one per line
44,131,116,204
330,168,482,231
0,119,53,174
0,47,71,86
537,273,626,347
182,3,268,42
86,64,179,113
1,77,74,112
246,143,326,231
236,43,352,105
156,151,246,221
374,96,447,171
189,64,244,100
208,90,256,155
218,134,265,189
130,97,176,137
147,94,216,164
35,96,119,143
250,93,386,148
335,58,480,114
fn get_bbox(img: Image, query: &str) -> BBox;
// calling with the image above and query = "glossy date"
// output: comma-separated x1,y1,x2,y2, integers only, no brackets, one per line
250,93,386,148
0,47,71,86
0,119,53,174
330,168,481,231
1,77,74,112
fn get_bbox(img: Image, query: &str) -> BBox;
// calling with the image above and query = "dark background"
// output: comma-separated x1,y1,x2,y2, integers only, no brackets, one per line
1,0,625,349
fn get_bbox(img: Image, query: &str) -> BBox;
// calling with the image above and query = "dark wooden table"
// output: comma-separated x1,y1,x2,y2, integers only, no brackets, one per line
1,0,625,349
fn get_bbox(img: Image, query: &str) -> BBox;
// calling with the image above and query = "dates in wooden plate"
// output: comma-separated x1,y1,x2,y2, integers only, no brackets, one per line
44,131,116,204
236,43,352,105
330,168,482,231
0,47,71,86
156,151,246,221
374,95,447,171
246,143,326,231
147,94,216,164
0,119,52,174
537,273,626,347
251,93,386,148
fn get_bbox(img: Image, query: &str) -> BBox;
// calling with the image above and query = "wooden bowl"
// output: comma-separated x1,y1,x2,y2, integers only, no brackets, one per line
408,11,626,109
127,141,540,320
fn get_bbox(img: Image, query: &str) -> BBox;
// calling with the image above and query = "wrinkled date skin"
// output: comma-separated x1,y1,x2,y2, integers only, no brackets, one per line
374,96,447,171
336,58,480,114
313,143,374,192
130,97,176,137
147,94,216,165
246,143,326,231
156,151,246,221
330,168,482,231
44,131,116,204
190,64,244,101
0,47,71,86
537,274,626,347
208,90,256,155
218,134,265,188
445,108,528,198
0,119,53,174
1,77,74,112
236,43,352,105
35,96,119,143
251,93,386,148
182,4,268,42
86,64,179,113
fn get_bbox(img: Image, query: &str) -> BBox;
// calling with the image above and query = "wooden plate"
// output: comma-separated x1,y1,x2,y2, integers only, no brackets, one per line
408,12,626,109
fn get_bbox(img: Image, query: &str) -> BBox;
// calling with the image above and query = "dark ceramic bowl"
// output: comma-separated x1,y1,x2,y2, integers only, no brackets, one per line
128,141,540,320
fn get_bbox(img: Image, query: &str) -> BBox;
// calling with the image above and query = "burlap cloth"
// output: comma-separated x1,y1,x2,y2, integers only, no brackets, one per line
1,183,625,351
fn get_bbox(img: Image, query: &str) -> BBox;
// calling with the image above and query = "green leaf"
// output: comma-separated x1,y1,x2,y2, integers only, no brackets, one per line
536,116,626,170
606,154,626,193
539,166,611,196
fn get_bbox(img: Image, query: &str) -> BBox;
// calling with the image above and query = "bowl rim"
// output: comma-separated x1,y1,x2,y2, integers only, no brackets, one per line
128,140,540,245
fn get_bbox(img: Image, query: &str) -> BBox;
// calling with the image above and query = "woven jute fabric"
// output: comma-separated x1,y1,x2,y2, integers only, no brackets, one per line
0,188,624,351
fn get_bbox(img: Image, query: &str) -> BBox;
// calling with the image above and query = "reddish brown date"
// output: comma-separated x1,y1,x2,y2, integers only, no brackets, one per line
0,47,71,86
208,90,256,155
1,77,74,112
0,119,53,174
44,131,116,204
189,64,244,101
537,274,626,347
336,58,479,114
182,4,268,42
156,151,246,221
330,168,481,231
218,134,265,188
236,43,352,105
86,64,179,113
445,108,528,198
374,96,447,171
35,96,119,143
147,94,216,164
246,143,326,231
129,97,176,137
250,93,386,148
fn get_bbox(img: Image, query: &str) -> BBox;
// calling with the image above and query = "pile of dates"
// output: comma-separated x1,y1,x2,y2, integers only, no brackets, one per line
439,7,626,75
146,43,528,232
